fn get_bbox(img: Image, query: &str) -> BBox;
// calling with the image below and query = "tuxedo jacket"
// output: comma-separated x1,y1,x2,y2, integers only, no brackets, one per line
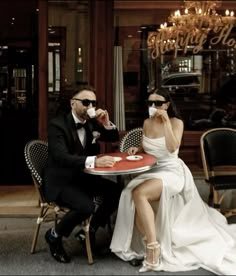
43,112,119,202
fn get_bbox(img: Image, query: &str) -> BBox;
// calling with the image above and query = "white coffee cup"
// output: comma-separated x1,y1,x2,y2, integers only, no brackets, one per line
87,108,96,118
148,106,157,118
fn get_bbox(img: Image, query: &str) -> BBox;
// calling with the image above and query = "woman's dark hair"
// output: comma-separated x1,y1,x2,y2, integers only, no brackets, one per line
148,88,182,119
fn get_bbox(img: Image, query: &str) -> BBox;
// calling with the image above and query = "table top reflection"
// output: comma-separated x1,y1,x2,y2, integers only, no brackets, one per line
84,152,157,176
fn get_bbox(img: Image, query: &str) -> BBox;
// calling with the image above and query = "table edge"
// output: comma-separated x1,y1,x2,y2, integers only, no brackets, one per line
84,163,156,176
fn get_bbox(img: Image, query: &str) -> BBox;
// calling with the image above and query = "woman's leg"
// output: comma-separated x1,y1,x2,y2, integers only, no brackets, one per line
132,178,163,270
132,178,162,243
134,212,145,238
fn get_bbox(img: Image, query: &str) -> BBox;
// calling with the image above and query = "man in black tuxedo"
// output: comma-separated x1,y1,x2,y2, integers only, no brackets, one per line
43,85,122,263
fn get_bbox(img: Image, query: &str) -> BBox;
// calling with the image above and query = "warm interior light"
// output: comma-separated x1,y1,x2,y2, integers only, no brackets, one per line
147,0,236,59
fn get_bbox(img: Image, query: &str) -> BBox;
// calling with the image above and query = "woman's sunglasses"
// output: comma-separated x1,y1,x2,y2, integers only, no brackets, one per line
146,100,167,107
73,98,97,107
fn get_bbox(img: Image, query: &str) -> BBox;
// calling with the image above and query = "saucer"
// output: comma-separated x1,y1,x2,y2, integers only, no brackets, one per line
126,155,143,161
114,156,122,162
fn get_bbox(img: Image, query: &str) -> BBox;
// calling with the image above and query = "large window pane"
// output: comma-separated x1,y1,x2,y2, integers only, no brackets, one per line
114,4,236,130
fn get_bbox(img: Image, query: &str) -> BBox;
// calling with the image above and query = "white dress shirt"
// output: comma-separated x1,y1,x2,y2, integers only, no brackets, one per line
72,112,96,168
71,111,117,168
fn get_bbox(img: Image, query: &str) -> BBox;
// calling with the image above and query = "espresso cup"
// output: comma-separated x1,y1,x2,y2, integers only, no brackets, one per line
87,108,96,118
148,106,157,118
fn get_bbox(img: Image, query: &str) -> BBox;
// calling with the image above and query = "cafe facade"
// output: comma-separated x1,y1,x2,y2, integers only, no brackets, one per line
0,0,236,185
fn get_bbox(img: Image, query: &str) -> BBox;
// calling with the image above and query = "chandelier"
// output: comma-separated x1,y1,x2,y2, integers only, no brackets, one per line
147,0,236,59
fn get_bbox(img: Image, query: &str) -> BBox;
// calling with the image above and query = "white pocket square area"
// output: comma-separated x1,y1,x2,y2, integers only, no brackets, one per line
92,131,101,144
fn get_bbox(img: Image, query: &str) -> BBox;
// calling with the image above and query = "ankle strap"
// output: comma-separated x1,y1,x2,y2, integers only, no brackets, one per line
147,242,160,249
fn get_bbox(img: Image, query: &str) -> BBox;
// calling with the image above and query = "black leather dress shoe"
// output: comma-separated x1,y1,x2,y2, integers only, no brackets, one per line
45,229,70,263
129,258,143,266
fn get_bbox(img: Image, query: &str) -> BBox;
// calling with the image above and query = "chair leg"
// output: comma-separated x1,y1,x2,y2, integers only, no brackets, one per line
208,185,213,207
213,189,221,211
31,220,41,253
83,218,94,265
31,205,45,254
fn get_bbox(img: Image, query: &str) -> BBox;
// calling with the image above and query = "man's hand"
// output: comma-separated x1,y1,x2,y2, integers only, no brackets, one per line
95,109,110,126
95,156,116,167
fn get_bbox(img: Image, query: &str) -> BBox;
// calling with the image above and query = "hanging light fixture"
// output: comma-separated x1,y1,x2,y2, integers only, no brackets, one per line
147,0,236,59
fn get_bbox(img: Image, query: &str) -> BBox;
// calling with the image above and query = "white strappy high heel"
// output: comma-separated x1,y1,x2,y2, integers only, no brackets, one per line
139,241,161,273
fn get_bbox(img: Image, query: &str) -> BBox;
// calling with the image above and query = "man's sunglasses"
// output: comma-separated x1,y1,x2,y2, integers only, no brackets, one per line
146,100,167,107
73,98,97,107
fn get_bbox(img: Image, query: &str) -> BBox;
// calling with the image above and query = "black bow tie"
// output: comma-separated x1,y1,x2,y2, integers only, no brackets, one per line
76,122,87,130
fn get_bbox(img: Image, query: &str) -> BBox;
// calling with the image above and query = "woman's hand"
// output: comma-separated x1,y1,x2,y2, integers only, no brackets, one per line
154,109,169,122
127,147,139,155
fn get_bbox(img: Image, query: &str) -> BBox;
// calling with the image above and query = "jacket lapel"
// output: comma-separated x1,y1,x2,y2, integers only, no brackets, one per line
67,113,84,150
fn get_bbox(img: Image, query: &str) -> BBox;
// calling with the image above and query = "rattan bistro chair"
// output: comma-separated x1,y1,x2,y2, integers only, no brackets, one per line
200,128,236,218
119,127,143,185
119,127,143,153
24,139,93,264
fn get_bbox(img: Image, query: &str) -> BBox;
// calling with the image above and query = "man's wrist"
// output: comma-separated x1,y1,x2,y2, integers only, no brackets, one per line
85,156,96,168
104,121,116,129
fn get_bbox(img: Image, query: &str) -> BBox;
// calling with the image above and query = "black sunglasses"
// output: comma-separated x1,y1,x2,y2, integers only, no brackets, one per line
146,100,167,107
73,98,97,107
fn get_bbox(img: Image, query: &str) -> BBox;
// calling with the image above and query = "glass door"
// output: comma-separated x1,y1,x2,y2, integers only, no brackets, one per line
0,47,38,185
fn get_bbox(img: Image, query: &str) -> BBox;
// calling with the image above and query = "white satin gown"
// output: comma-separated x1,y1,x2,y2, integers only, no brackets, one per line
110,135,236,275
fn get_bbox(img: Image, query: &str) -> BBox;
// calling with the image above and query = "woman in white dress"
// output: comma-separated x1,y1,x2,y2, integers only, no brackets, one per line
110,89,236,275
